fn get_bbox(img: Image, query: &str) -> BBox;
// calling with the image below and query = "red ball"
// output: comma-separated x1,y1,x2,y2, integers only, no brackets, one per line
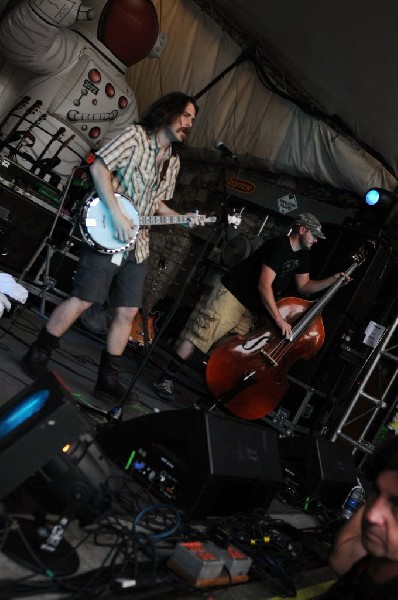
88,68,101,83
89,127,101,139
105,83,115,97
118,96,128,109
99,0,159,66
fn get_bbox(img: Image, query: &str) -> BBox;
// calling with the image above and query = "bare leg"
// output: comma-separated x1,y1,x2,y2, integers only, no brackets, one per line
107,306,138,355
175,338,196,361
46,296,93,337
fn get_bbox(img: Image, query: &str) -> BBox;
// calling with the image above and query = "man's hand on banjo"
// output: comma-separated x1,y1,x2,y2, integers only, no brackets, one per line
111,207,136,242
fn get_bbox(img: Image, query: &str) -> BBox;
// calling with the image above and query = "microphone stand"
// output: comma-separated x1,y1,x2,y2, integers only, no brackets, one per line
102,155,237,425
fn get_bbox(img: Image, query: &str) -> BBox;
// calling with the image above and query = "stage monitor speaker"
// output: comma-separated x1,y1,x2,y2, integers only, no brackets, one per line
0,185,54,274
97,409,282,517
0,372,101,500
278,435,358,509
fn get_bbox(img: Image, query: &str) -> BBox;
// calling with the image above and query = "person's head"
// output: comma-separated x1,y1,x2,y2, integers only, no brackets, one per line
361,437,398,561
292,213,326,250
139,92,199,144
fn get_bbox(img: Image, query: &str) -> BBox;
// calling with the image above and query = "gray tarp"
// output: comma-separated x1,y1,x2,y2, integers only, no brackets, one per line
127,0,398,196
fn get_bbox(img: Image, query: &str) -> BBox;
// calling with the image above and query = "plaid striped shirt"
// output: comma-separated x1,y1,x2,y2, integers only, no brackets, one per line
96,124,180,263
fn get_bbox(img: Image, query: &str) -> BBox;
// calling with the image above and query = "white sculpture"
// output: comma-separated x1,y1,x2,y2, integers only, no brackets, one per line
0,0,159,187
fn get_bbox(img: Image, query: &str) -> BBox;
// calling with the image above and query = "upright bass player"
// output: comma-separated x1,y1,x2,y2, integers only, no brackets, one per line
155,213,351,401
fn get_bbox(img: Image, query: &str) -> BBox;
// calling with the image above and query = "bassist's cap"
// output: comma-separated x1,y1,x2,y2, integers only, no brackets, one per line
294,213,326,239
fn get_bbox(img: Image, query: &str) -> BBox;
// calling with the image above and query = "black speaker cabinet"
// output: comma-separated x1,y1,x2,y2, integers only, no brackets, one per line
97,409,282,517
0,185,54,274
278,435,358,509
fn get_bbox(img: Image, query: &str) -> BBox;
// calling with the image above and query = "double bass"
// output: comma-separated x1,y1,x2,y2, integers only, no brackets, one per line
206,243,371,420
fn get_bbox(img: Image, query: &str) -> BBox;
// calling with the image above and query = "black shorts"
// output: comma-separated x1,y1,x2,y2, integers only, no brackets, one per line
71,246,148,308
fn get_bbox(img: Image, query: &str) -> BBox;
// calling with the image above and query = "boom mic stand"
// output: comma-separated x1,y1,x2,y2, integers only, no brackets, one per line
102,157,237,425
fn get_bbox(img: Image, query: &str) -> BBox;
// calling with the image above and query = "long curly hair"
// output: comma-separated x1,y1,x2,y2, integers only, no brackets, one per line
139,92,199,132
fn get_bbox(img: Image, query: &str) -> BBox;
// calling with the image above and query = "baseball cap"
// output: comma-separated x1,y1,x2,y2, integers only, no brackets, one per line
294,213,326,239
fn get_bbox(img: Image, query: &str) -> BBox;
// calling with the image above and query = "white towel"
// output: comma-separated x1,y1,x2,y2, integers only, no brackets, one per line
0,272,29,303
0,291,11,318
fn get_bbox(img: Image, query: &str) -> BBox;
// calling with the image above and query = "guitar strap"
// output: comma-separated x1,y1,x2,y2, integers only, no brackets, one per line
159,158,170,182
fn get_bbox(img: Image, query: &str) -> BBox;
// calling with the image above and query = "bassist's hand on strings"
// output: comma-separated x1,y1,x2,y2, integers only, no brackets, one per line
275,314,293,341
332,272,352,285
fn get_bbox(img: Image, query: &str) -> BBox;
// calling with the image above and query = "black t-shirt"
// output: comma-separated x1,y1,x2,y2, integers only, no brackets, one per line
221,235,310,315
315,556,398,600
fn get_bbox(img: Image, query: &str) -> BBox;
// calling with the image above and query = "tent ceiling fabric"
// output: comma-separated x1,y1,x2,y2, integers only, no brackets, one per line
127,0,398,198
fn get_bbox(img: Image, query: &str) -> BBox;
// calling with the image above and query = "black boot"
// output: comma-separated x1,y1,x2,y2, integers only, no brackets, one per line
94,350,137,404
21,327,60,380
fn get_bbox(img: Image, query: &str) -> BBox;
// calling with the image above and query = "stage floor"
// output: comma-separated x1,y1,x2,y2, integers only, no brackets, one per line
0,304,337,599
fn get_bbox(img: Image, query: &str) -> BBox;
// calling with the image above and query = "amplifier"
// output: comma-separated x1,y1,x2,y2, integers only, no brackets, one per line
0,154,60,206
130,442,188,505
97,409,282,517
278,435,358,509
0,184,54,274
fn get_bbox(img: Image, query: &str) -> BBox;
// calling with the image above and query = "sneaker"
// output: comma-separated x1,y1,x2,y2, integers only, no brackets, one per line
153,375,175,401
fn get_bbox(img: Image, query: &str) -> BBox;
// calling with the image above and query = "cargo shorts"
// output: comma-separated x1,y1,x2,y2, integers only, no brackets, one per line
179,280,254,354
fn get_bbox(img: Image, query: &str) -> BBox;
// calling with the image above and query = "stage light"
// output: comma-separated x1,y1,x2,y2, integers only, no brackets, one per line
0,374,111,576
0,390,49,440
365,188,395,209
362,188,398,231
365,189,382,206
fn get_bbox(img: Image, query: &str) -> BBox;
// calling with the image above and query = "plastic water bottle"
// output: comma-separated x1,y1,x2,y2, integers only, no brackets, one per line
340,486,363,520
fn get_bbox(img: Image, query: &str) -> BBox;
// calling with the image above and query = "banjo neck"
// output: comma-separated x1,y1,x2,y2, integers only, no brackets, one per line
139,214,212,226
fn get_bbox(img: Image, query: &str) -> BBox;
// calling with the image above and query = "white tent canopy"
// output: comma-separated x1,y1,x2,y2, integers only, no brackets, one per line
127,0,398,198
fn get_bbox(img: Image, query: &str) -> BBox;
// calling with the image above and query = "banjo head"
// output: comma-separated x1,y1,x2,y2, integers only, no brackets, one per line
80,192,139,254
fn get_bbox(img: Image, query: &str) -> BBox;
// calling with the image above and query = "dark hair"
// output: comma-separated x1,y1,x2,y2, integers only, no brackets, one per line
291,223,302,235
366,436,398,481
139,92,199,131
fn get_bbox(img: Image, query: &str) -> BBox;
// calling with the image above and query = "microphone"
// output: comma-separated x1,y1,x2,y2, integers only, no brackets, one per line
214,140,238,161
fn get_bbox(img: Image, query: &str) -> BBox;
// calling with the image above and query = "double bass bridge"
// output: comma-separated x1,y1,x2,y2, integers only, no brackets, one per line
259,348,278,366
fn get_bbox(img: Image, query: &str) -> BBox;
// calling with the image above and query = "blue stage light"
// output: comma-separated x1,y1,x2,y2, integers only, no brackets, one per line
365,189,381,206
362,188,398,231
0,390,49,440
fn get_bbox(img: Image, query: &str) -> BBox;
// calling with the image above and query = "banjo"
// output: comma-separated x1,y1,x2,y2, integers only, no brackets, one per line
80,192,216,254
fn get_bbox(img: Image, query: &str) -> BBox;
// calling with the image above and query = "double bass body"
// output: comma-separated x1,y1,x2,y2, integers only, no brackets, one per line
206,297,325,420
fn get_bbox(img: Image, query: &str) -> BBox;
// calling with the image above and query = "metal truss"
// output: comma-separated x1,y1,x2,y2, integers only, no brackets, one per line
330,316,398,462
